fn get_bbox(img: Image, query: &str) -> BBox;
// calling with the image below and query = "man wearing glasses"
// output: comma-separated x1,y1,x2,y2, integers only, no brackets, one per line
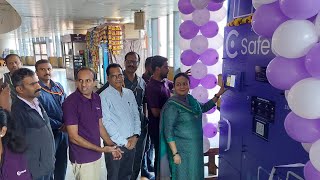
122,52,150,180
100,63,141,180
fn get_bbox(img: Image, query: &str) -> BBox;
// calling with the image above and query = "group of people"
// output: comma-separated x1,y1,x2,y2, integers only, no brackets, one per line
0,52,226,180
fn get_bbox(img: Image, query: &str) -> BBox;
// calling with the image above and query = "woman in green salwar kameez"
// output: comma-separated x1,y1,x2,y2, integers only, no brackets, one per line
159,73,226,180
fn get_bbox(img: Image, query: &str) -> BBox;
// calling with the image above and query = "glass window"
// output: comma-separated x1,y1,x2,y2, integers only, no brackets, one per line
158,16,167,58
34,44,40,54
41,44,47,54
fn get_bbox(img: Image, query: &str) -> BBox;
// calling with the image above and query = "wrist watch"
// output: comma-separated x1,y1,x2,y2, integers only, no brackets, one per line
214,94,220,98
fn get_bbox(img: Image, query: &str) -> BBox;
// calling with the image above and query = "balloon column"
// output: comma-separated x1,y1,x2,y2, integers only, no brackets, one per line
178,0,226,153
252,0,320,179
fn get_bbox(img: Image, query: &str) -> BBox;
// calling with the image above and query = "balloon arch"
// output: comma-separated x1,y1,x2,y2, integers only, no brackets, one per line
252,0,320,179
178,0,226,153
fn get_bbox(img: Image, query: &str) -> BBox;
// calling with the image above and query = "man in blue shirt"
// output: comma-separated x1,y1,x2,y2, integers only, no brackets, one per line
100,63,141,180
35,60,68,180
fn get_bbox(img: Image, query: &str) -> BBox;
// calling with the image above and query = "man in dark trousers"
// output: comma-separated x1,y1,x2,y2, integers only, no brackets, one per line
145,56,172,179
11,68,55,180
122,52,148,180
36,60,68,180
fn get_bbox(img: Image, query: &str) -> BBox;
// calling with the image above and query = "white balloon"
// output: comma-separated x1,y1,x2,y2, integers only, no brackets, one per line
310,139,320,171
181,13,193,21
252,0,277,9
284,90,289,101
203,137,211,153
208,33,223,50
302,143,312,153
209,6,227,22
179,38,191,51
191,35,208,54
272,20,318,59
314,13,320,37
287,78,320,119
207,61,223,75
202,114,208,127
252,1,264,9
192,9,210,26
191,0,210,9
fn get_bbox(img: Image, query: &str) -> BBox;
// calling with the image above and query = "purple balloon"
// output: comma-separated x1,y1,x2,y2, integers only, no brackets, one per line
308,15,317,22
284,112,320,143
178,0,195,14
181,50,199,66
191,86,208,103
252,2,289,37
304,161,320,180
201,74,217,89
266,56,311,90
179,20,199,40
190,76,201,89
207,1,223,11
280,0,320,20
203,123,218,138
206,106,216,114
200,21,219,38
200,48,219,66
211,0,225,3
305,43,320,78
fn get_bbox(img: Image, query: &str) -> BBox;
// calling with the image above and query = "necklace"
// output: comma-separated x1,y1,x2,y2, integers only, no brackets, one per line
41,83,64,96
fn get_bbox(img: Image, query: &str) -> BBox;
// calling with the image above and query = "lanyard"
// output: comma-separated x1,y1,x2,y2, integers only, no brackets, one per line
41,83,64,96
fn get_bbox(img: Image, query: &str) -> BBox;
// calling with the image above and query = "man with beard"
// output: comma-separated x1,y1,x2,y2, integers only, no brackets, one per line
145,55,173,179
11,68,55,180
0,54,22,101
36,60,68,180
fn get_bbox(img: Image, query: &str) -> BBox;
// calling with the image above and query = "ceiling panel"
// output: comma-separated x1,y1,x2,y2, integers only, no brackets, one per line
6,0,178,38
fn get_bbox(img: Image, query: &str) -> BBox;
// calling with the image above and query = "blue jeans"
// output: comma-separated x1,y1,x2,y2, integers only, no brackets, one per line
51,130,68,180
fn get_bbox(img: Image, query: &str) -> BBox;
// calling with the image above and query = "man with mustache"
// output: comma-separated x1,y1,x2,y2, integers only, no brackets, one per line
11,68,55,180
100,63,141,180
123,52,149,180
0,54,22,102
36,60,68,180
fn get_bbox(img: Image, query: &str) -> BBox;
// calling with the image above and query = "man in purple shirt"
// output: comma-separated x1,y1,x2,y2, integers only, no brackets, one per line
145,55,172,179
63,67,122,180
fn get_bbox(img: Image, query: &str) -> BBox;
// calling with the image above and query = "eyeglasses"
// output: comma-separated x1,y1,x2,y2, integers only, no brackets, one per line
109,74,124,79
125,60,139,65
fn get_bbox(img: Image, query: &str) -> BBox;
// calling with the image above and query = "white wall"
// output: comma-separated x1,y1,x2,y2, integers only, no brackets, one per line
0,33,18,57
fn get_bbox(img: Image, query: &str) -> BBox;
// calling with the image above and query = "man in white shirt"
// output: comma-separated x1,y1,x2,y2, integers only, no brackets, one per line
100,63,141,180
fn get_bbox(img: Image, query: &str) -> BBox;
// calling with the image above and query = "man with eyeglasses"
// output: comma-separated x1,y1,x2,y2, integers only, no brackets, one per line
122,52,151,180
100,63,141,180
